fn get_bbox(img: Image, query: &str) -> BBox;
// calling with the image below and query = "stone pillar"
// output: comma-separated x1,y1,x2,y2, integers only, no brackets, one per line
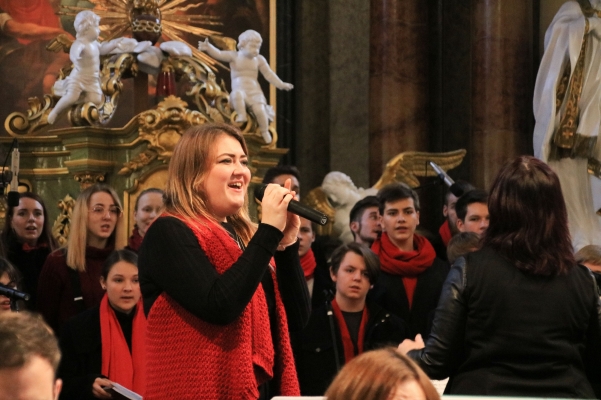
471,0,534,189
329,0,370,188
369,0,430,185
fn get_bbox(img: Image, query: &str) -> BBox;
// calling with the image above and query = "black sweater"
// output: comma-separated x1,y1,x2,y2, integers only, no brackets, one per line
58,305,135,400
139,216,311,332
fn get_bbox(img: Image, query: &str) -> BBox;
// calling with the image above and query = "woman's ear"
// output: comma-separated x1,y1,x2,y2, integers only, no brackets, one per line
99,277,106,290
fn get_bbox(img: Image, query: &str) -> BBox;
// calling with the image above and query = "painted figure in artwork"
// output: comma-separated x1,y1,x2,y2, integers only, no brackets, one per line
198,29,294,144
533,0,601,250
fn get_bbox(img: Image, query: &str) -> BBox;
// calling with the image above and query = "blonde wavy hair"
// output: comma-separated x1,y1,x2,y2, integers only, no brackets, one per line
66,184,123,272
325,348,440,400
164,123,256,244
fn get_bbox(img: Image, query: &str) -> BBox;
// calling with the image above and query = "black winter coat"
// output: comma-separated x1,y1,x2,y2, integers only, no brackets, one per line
408,247,601,398
292,299,409,396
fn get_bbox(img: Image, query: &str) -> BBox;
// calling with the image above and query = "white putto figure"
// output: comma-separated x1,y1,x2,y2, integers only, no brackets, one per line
48,11,122,124
198,30,294,144
533,0,601,250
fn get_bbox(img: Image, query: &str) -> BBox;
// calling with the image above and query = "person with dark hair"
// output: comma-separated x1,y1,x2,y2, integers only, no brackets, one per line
325,347,440,400
58,249,146,399
262,165,301,199
0,312,63,400
349,195,381,247
576,245,601,294
438,180,475,247
400,156,601,397
2,192,58,310
125,188,164,253
0,257,21,313
38,184,124,334
139,123,309,399
446,232,480,265
293,242,407,395
370,183,449,339
297,217,331,308
454,189,489,237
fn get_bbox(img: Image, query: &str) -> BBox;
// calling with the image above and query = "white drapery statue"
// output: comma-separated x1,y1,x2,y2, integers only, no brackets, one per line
533,0,601,250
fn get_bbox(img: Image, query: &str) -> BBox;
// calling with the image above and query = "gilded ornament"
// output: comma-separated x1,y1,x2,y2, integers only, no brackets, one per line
74,172,106,190
51,194,76,246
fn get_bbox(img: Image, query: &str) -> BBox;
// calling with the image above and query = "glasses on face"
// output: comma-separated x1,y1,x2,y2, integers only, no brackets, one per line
89,205,122,217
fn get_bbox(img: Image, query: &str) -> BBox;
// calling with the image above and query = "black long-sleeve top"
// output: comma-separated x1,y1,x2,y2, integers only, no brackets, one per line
139,216,310,332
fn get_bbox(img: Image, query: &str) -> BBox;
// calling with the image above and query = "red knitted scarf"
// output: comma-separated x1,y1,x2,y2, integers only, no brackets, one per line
127,228,143,252
439,220,452,246
100,294,147,395
331,299,369,364
299,248,317,280
145,216,300,399
371,233,436,308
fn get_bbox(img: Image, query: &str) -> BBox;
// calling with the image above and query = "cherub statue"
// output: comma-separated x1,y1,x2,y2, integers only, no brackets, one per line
198,30,294,144
47,10,122,124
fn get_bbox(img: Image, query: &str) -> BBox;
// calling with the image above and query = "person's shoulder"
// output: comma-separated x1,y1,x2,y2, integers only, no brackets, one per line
430,257,450,273
147,215,189,231
64,306,100,330
44,248,68,266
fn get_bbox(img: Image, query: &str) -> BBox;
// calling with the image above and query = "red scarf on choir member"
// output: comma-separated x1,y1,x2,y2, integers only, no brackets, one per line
22,242,47,251
299,248,317,280
100,294,147,395
371,232,436,308
330,298,369,364
439,220,452,247
127,227,144,252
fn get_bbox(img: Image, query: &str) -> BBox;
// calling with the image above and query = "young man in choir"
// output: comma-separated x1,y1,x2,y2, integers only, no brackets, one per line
438,180,475,247
455,190,490,237
371,183,449,338
293,242,407,395
262,165,301,200
298,217,332,307
349,196,381,247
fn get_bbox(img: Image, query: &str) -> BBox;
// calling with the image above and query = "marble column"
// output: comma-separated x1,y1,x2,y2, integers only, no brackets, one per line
369,0,430,185
471,0,534,189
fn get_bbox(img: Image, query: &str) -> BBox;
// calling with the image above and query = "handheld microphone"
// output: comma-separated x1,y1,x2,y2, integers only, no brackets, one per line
7,139,19,207
254,184,329,226
0,283,30,301
429,161,464,198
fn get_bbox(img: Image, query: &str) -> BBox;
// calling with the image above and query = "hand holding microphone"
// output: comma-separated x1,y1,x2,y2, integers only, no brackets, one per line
255,183,329,226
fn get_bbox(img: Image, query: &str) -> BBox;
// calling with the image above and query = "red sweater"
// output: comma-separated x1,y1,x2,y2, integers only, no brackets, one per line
37,246,114,334
145,216,300,399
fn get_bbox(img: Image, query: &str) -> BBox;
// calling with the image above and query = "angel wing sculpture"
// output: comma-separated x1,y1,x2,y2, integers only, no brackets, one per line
303,149,467,240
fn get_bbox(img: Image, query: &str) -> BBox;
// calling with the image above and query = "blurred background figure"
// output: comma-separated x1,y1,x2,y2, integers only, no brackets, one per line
0,258,21,313
324,347,440,400
446,232,480,265
0,312,63,400
575,244,601,295
2,192,58,310
125,188,164,253
297,217,331,308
